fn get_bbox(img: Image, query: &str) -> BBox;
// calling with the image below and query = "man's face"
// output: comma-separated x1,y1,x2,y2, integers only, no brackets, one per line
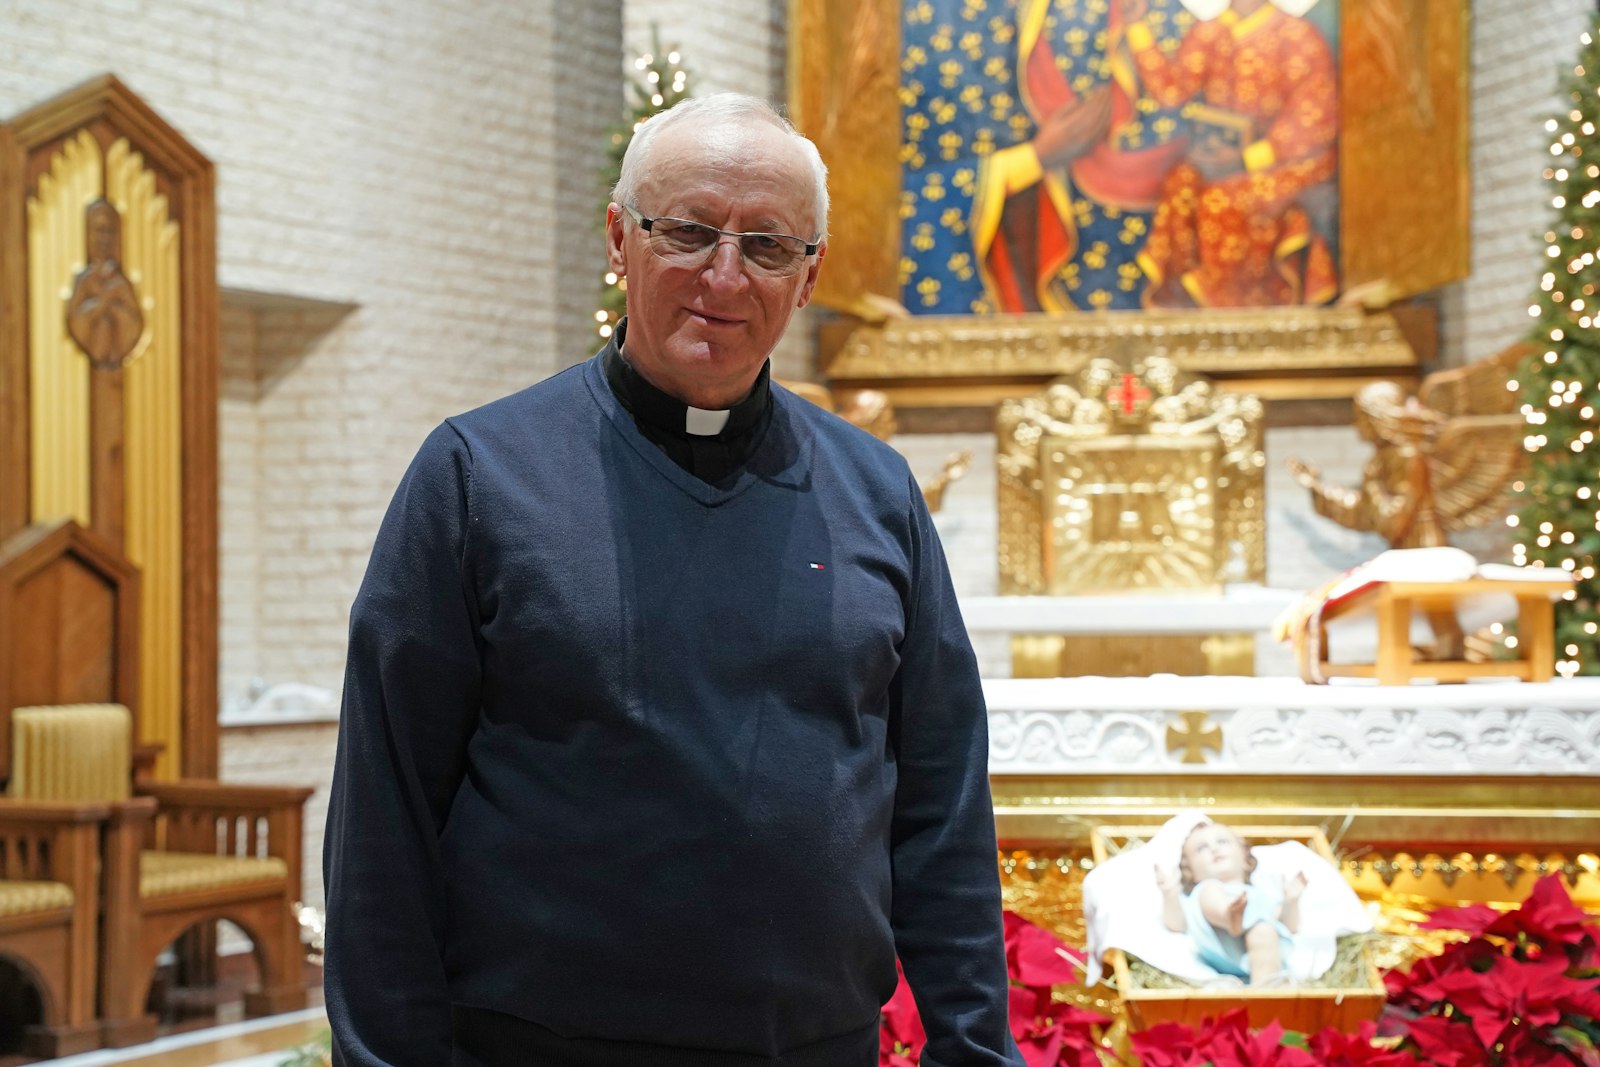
1182,824,1249,883
606,119,825,410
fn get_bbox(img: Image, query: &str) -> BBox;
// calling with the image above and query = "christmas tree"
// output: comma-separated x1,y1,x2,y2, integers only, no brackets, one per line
595,28,691,342
1514,22,1600,676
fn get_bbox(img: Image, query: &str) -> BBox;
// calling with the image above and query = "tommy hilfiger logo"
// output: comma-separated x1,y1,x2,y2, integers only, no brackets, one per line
808,562,826,570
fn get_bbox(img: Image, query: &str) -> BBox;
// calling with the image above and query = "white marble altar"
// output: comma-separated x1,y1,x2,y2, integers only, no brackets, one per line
983,675,1600,776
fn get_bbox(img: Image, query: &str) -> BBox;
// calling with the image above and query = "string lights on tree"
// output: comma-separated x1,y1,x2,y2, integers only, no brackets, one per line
595,29,691,342
1514,23,1600,676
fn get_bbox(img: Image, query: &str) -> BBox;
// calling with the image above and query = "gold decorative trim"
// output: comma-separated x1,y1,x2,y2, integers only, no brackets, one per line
108,138,183,777
827,307,1418,382
27,129,99,526
988,773,1600,856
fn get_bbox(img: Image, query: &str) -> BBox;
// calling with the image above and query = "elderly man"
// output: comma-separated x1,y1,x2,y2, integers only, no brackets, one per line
324,93,1022,1067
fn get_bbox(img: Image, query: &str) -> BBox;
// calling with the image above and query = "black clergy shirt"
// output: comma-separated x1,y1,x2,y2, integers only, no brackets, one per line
602,319,772,485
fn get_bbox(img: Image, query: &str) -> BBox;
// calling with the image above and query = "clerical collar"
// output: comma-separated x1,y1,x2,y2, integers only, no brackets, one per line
602,318,770,440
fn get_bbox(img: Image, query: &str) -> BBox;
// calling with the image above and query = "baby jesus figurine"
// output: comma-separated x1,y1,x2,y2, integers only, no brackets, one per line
1156,822,1308,986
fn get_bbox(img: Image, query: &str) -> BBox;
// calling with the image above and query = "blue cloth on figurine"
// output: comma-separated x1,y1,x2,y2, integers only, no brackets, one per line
1180,879,1293,979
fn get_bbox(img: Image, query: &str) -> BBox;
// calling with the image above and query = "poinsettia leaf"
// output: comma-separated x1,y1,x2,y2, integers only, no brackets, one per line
1488,874,1600,948
1549,1024,1600,1067
1423,902,1503,936
882,962,926,1047
1403,1011,1490,1067
1131,1021,1203,1067
1003,911,1086,987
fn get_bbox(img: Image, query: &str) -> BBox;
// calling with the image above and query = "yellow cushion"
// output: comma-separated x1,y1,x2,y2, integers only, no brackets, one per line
10,704,131,802
139,851,287,899
0,879,74,917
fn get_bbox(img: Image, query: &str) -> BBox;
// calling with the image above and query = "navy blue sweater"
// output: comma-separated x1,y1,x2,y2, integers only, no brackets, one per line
324,351,1021,1065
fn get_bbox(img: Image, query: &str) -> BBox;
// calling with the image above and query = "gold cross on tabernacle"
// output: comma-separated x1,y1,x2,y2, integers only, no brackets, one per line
1165,710,1222,764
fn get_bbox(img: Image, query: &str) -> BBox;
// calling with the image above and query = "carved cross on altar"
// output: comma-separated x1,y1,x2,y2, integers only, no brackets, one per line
1165,710,1222,764
64,198,143,548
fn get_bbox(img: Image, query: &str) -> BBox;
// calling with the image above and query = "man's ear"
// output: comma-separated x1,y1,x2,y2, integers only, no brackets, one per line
795,240,827,309
606,202,627,276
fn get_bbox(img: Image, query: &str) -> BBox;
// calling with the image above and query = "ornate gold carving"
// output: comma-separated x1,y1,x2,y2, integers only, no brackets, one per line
1165,710,1222,765
997,355,1265,596
1340,0,1470,299
107,136,183,778
1010,634,1249,678
28,128,100,527
827,306,1417,385
1288,342,1531,550
788,0,903,318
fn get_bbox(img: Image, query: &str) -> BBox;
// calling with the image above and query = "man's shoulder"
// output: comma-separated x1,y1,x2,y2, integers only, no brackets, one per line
773,384,913,491
449,357,595,433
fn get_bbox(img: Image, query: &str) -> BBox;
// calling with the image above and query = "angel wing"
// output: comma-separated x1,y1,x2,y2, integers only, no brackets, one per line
1430,413,1528,532
1418,342,1534,418
1416,342,1532,532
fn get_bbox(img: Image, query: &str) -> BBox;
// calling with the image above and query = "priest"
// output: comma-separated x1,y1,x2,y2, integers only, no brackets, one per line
323,92,1022,1067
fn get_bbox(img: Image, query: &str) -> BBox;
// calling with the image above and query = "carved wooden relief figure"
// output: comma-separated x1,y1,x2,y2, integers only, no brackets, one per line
66,198,144,370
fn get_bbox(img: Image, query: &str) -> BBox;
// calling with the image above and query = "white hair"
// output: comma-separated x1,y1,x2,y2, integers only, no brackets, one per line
612,92,830,239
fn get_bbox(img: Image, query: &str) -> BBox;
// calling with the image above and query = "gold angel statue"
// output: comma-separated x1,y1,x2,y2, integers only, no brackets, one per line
1287,343,1534,550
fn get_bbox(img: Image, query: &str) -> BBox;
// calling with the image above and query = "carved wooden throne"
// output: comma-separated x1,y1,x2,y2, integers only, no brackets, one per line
0,78,311,1045
0,519,311,1046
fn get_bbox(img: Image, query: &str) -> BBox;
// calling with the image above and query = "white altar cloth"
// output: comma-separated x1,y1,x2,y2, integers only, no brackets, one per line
960,588,1298,636
983,675,1600,776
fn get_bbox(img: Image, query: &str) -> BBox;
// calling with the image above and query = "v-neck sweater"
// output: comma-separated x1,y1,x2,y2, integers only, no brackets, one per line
324,351,1020,1066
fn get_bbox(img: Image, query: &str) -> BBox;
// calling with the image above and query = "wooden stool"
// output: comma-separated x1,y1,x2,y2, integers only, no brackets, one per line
1303,577,1574,685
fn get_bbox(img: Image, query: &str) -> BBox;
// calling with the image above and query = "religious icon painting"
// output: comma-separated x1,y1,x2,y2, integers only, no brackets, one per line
896,0,1340,315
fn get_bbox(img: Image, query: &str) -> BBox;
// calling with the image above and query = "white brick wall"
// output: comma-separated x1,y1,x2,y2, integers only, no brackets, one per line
220,721,338,911
4,1,623,910
1439,1,1595,365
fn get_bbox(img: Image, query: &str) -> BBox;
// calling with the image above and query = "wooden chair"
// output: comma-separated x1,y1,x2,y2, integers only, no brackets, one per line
1,520,312,1047
10,704,312,1047
0,798,111,1057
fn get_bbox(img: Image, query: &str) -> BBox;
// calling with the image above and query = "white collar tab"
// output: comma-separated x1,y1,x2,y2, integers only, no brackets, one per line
684,406,731,436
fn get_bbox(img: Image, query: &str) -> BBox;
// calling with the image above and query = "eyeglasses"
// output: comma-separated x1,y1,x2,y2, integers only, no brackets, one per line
622,204,820,278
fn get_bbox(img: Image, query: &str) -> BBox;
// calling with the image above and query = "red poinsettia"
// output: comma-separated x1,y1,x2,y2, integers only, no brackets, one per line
1129,1020,1207,1067
1005,910,1088,988
1425,874,1600,960
881,913,1107,1067
880,960,926,1067
1305,1021,1422,1067
1008,984,1110,1067
1188,1011,1320,1067
1383,874,1600,1067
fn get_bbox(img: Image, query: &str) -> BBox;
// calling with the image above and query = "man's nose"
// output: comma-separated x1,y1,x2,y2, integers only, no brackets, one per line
702,238,751,288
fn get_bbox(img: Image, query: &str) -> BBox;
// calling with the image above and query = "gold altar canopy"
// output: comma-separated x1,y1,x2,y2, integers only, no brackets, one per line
997,354,1265,597
0,76,220,779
